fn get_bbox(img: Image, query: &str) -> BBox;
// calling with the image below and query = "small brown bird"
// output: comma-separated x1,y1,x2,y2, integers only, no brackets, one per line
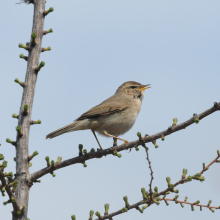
46,81,150,149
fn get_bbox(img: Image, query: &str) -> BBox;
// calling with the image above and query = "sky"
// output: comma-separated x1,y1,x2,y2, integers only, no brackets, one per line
0,0,220,219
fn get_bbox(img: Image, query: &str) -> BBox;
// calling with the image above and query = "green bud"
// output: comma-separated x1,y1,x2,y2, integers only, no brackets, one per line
45,156,50,163
174,189,179,193
210,208,215,213
3,200,9,205
57,156,62,163
161,135,165,141
83,149,87,155
10,180,19,188
121,207,128,213
16,126,22,135
165,200,169,206
37,61,45,70
48,28,53,33
32,120,41,124
0,154,4,160
194,200,200,204
26,42,30,46
89,210,94,219
1,187,5,196
95,211,102,218
29,162,32,167
51,172,56,177
31,32,36,41
174,195,179,200
194,118,199,124
166,177,171,184
24,104,28,112
44,7,54,16
141,188,146,195
19,54,26,59
180,203,184,208
17,211,21,215
51,160,55,166
43,47,51,52
208,200,212,206
165,191,170,195
30,151,39,160
191,205,194,211
18,43,28,50
12,114,19,119
83,163,87,167
137,132,142,140
155,197,160,201
187,176,192,181
182,169,188,178
104,204,109,215
154,199,160,205
142,204,149,210
113,151,122,158
154,187,158,192
194,173,201,178
217,150,220,156
5,172,13,178
152,140,159,148
90,148,95,153
123,196,129,206
0,161,8,168
198,176,205,181
200,206,202,211
71,215,76,220
135,147,139,151
11,197,16,202
173,118,178,125
184,196,188,202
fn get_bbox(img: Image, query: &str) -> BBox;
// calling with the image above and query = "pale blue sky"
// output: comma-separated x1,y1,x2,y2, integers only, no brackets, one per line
1,1,220,219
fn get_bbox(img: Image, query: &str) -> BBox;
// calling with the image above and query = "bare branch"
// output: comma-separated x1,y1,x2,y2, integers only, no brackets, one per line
30,102,220,182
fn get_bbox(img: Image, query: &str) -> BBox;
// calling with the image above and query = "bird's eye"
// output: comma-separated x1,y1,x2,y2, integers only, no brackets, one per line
131,86,136,89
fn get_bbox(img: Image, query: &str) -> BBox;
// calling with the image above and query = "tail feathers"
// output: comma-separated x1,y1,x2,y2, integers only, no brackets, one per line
46,122,77,139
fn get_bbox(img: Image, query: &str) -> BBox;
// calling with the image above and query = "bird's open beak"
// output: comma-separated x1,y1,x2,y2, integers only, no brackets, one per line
139,84,151,90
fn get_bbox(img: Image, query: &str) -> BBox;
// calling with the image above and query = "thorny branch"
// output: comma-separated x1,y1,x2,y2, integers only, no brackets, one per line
30,102,220,182
93,150,220,220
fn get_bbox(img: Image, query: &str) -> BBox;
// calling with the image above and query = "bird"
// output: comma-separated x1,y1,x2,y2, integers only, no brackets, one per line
46,81,150,149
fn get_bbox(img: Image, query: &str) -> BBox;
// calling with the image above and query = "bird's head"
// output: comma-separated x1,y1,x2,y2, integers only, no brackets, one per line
115,81,151,100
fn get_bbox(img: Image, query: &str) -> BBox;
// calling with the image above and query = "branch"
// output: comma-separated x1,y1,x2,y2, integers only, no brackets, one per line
92,150,220,220
0,169,20,213
30,102,220,182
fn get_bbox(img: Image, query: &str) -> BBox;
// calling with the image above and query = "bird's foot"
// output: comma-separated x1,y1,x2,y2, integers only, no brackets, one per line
122,140,129,149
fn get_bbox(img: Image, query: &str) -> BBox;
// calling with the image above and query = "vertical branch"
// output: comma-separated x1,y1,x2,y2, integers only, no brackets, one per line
14,1,45,219
145,148,154,200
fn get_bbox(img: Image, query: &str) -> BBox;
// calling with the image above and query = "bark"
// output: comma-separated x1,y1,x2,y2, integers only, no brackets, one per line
13,1,45,219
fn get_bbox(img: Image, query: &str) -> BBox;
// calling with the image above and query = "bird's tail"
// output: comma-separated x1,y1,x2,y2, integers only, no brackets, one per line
46,122,78,139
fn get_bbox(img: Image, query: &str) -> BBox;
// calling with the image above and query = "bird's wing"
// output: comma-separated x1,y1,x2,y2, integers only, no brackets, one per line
75,99,129,121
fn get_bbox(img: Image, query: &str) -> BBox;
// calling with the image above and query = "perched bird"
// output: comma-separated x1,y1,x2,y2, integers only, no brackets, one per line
46,81,150,149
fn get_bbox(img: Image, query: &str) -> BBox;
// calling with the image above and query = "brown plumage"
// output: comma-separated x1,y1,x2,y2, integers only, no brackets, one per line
46,81,150,149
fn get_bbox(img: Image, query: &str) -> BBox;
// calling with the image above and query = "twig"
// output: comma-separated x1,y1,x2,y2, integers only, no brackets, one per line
0,169,20,213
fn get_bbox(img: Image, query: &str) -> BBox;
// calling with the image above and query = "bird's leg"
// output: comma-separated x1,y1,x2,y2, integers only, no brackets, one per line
92,130,103,150
103,130,129,148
